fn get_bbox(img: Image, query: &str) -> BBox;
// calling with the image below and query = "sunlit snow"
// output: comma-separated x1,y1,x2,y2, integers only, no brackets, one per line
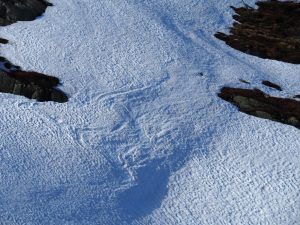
0,0,299,224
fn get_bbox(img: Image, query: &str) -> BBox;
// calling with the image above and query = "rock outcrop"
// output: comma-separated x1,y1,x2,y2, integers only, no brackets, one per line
0,70,68,102
216,0,300,129
0,0,68,103
218,86,300,129
262,80,282,91
0,0,52,26
215,0,300,64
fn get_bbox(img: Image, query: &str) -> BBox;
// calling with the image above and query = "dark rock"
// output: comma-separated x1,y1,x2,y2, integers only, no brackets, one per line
8,71,59,88
294,95,300,99
239,79,250,84
51,89,68,103
0,37,8,44
0,67,68,103
215,0,300,64
218,86,300,129
0,0,52,26
0,0,68,103
262,80,282,91
0,70,68,103
4,62,12,69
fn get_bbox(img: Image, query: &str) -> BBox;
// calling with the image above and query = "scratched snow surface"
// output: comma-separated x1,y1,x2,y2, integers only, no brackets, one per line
0,0,299,224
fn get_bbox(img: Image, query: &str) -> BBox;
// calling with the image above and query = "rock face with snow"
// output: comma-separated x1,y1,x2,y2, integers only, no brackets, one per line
0,0,299,224
0,70,68,102
0,0,67,102
0,0,52,26
215,0,300,64
216,0,300,133
218,85,300,128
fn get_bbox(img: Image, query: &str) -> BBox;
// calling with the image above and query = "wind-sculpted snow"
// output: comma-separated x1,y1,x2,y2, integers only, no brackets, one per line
0,0,299,224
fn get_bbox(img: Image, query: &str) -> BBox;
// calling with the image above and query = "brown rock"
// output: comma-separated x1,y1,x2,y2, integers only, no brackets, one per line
215,0,300,64
218,86,300,129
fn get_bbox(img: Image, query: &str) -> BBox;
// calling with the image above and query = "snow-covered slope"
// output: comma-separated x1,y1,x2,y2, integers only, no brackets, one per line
0,0,299,224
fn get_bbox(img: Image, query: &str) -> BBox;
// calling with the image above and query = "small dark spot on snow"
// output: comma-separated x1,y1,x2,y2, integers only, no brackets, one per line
239,79,250,84
194,72,204,77
0,38,8,44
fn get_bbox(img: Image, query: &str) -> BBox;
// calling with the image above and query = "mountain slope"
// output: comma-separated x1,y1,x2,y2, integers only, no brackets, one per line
0,0,299,224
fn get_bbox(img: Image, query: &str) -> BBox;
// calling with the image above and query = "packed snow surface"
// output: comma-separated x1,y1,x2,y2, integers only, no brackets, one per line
0,0,299,224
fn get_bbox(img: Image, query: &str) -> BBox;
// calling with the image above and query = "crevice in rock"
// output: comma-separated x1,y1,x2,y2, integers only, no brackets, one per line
0,0,68,103
215,0,300,64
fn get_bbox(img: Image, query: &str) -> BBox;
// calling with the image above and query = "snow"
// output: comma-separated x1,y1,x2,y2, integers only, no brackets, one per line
0,0,299,224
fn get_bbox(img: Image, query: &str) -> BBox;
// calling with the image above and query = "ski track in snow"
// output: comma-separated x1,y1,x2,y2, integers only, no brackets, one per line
0,0,299,224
